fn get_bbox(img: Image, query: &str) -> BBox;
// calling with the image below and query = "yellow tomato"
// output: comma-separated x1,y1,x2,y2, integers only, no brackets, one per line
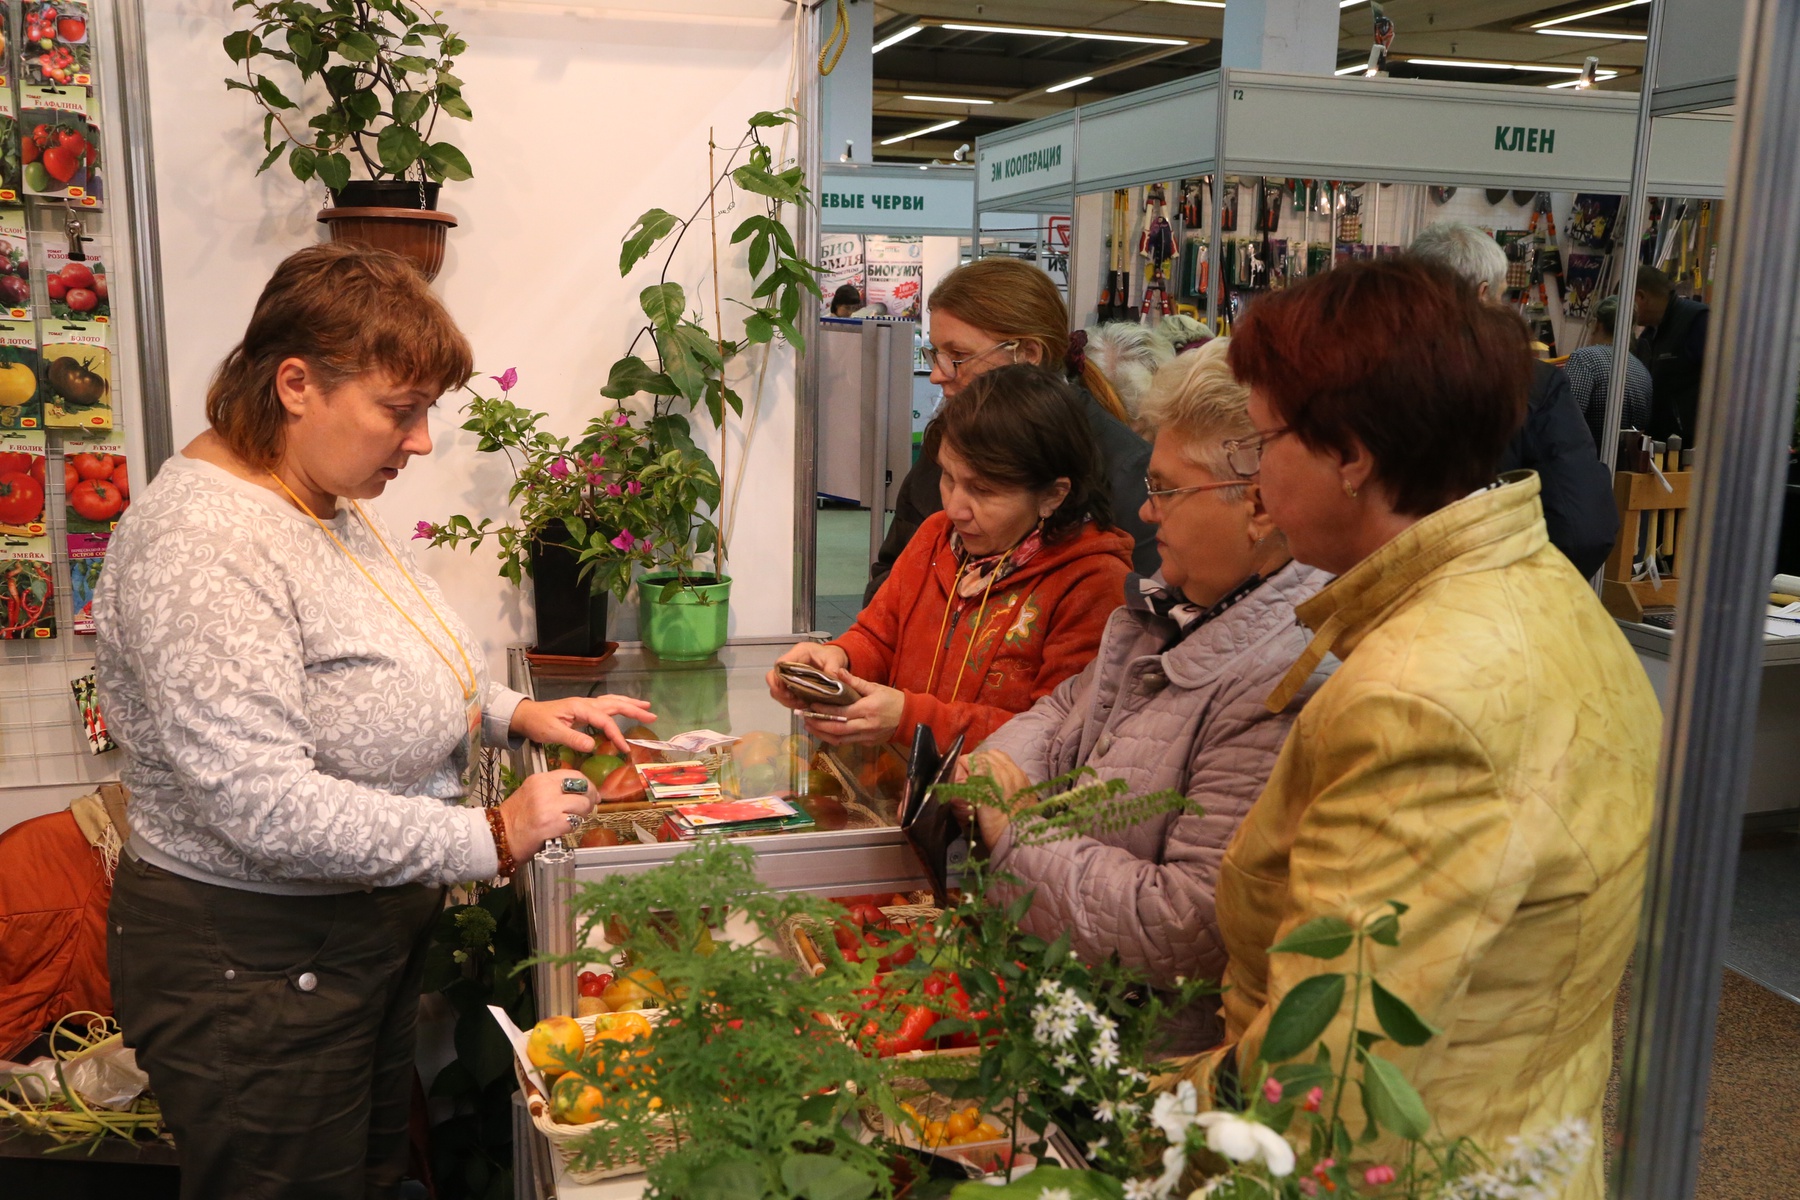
550,1073,607,1125
945,1109,976,1138
589,1011,653,1043
525,1015,586,1074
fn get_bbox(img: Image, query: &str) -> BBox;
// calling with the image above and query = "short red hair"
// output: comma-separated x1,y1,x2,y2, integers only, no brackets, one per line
1227,259,1530,516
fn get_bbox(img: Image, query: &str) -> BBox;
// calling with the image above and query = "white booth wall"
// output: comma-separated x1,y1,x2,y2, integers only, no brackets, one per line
145,0,800,680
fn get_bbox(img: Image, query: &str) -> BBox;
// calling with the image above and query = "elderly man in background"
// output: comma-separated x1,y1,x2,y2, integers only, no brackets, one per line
1409,221,1619,578
1632,265,1710,445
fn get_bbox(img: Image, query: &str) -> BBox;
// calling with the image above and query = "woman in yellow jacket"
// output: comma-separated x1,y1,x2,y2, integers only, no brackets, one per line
1196,258,1659,1198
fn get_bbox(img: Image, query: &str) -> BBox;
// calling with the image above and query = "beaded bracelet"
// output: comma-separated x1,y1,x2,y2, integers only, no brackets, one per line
485,805,516,878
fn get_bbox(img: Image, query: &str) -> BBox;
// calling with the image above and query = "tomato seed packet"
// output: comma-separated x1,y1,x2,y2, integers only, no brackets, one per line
0,211,28,318
0,89,20,206
20,86,90,199
74,90,99,207
40,323,106,429
0,426,47,538
62,432,122,535
0,2,14,90
43,240,104,322
20,0,89,89
0,322,41,429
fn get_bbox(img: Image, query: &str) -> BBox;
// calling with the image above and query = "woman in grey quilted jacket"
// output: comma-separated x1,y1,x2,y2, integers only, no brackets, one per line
968,338,1335,1053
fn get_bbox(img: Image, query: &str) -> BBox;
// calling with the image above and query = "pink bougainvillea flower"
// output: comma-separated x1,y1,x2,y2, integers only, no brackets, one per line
548,458,570,480
1302,1087,1323,1113
605,483,623,498
612,411,630,427
1364,1166,1396,1186
1262,1078,1283,1105
491,367,518,393
610,530,637,551
625,480,643,497
412,521,435,540
588,453,605,469
587,473,606,487
1313,1159,1336,1180
639,538,653,555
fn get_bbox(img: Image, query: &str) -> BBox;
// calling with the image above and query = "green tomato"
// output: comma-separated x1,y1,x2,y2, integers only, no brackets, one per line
581,753,625,788
22,163,48,193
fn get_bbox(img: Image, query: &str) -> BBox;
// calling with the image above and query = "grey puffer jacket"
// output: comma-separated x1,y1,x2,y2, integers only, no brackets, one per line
979,560,1335,1053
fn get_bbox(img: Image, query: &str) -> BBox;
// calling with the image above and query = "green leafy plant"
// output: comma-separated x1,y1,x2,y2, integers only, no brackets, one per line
223,0,473,190
420,369,723,599
532,839,894,1199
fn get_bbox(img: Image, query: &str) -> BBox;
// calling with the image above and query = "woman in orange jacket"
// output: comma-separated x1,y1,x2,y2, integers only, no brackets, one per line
768,365,1133,749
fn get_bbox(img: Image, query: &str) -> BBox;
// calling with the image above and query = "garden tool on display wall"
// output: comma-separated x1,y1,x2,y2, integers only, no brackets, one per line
1140,183,1176,318
1527,193,1564,298
1100,189,1131,321
1180,179,1203,228
1219,177,1239,233
1337,185,1363,246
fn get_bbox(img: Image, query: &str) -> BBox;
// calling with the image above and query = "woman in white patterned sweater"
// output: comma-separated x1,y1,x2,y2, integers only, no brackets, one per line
95,244,650,1200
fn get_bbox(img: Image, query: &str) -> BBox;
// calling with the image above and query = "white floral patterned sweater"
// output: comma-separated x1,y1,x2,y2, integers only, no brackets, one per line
94,454,520,894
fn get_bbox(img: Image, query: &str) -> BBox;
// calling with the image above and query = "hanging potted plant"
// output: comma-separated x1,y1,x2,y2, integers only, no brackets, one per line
223,0,474,281
422,370,727,662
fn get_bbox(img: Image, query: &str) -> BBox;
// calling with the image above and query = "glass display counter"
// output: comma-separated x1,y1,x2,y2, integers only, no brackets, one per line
505,643,934,1021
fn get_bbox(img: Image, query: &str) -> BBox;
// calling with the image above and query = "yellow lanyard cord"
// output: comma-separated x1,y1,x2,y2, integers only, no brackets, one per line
923,547,1012,704
266,473,478,702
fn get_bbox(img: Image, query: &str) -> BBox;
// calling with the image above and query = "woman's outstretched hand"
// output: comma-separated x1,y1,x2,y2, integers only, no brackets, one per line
510,695,656,754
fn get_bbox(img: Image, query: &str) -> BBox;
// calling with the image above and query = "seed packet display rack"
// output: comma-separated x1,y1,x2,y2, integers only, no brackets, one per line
0,2,162,796
974,69,1730,345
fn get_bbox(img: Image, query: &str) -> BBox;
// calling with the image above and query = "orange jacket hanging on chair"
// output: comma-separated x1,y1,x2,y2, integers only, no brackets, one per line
0,807,114,1059
833,511,1134,749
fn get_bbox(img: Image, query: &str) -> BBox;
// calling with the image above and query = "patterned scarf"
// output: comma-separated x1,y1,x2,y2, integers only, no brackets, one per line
1127,571,1266,644
949,526,1046,600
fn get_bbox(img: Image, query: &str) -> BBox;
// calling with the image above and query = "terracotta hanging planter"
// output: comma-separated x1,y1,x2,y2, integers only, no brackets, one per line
317,204,458,282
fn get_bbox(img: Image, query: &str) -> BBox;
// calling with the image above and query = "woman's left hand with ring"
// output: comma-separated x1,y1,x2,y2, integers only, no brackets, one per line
498,770,598,863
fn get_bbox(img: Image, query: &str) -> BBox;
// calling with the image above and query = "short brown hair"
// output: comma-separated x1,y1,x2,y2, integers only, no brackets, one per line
926,363,1112,540
1227,259,1529,516
206,243,473,469
929,257,1132,425
1634,265,1674,300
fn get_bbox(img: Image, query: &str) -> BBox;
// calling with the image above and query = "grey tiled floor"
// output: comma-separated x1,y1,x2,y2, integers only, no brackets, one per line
1725,829,1800,1003
814,506,889,636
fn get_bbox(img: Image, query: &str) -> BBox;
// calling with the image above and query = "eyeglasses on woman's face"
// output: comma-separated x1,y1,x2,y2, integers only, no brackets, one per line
1222,425,1295,478
1142,473,1243,515
923,339,1020,380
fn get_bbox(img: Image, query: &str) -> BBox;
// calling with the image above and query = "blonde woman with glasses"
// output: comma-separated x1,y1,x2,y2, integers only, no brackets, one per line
961,338,1334,1052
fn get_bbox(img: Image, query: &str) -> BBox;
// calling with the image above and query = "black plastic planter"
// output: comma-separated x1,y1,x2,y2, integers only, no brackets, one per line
529,521,610,657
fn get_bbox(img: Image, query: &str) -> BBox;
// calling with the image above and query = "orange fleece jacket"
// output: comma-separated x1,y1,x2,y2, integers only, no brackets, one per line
832,512,1134,749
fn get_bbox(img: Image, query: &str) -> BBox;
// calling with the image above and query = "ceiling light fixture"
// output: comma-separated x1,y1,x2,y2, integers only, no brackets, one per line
872,24,923,53
879,119,962,146
940,22,1189,47
1339,0,1369,8
1334,63,1366,75
1045,75,1096,94
1532,0,1650,29
1535,27,1648,39
1406,57,1589,73
902,94,996,105
1547,70,1619,88
1155,0,1227,7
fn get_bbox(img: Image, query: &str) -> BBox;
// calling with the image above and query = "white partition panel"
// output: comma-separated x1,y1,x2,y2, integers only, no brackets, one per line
820,165,975,236
976,115,1076,212
1073,76,1218,195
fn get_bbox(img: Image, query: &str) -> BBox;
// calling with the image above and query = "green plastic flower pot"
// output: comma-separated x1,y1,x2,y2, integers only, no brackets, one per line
637,573,731,661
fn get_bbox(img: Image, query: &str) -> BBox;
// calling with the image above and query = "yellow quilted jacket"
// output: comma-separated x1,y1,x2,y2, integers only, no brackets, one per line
1197,473,1658,1198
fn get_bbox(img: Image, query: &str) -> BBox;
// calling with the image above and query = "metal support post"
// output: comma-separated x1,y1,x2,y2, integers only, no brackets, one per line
792,1,823,635
1613,2,1800,1197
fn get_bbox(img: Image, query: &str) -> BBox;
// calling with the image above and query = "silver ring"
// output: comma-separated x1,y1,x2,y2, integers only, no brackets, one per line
565,814,582,831
562,777,590,794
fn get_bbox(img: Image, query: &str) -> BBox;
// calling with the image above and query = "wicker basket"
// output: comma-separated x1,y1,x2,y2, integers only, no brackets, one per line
514,1013,679,1183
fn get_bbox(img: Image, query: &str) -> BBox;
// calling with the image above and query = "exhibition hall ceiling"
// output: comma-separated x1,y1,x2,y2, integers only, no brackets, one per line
870,0,1651,161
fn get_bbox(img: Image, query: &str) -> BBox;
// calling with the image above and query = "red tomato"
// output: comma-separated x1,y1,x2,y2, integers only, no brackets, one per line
92,277,107,301
0,450,29,474
63,461,78,493
45,275,66,301
57,16,85,41
65,287,96,313
68,478,122,522
849,903,886,930
71,452,113,480
0,471,44,525
57,262,94,289
20,137,38,166
111,462,128,499
40,145,77,184
83,140,97,167
29,456,44,485
55,129,83,153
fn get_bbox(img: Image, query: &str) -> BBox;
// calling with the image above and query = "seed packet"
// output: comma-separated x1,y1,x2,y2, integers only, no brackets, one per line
20,0,89,89
0,321,40,429
0,211,27,318
0,2,13,90
61,432,122,536
74,88,98,207
0,542,53,637
0,88,19,205
0,426,47,537
42,240,103,321
19,86,90,199
70,669,113,748
40,322,106,429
